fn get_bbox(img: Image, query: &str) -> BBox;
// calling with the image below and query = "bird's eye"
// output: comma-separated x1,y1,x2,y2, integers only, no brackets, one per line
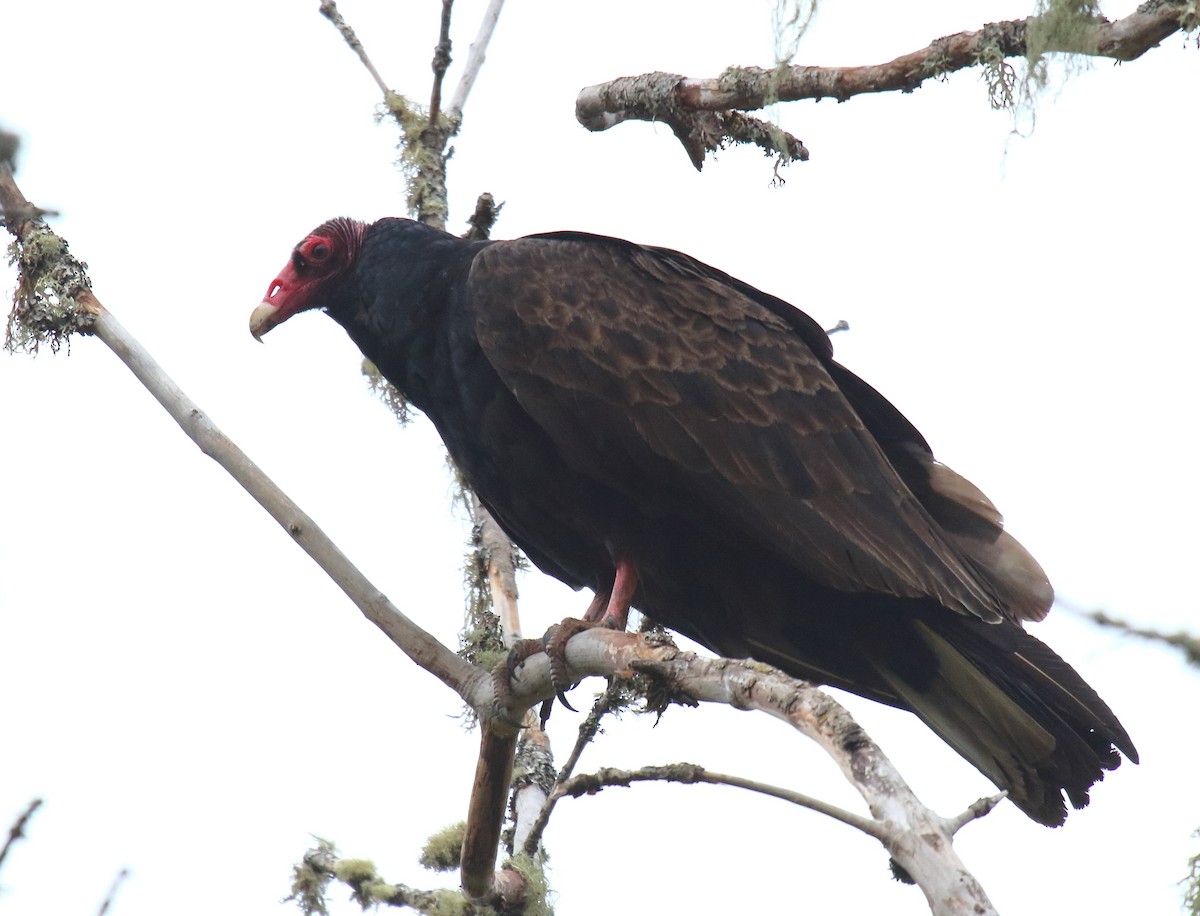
312,243,329,260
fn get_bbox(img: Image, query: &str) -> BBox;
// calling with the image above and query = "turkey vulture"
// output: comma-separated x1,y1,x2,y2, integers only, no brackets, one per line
250,217,1135,826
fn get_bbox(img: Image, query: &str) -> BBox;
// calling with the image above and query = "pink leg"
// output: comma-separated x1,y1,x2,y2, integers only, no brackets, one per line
500,559,641,720
582,589,610,624
602,558,638,630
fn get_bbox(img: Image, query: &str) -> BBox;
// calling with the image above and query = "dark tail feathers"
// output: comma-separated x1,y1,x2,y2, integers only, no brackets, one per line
866,613,1137,826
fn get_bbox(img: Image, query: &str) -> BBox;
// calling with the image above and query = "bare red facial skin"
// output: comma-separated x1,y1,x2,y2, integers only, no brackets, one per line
268,234,335,301
250,221,363,340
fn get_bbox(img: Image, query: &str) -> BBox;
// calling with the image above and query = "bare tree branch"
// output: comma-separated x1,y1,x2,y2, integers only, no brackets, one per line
447,0,507,119
462,192,502,241
0,798,42,878
461,724,520,898
520,680,626,857
1063,601,1200,668
576,2,1194,166
943,792,1007,837
95,868,130,916
428,0,455,128
555,762,881,836
318,1,393,99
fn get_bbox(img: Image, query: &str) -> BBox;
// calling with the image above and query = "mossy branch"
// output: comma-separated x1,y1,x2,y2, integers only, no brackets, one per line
576,1,1194,166
2,170,95,355
1076,607,1200,668
288,837,549,915
1184,829,1200,915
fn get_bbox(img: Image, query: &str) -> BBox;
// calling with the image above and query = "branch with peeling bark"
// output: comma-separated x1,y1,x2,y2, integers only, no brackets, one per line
534,637,1001,915
576,1,1195,167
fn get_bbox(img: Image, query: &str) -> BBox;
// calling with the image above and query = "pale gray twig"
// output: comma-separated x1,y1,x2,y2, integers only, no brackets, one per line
447,0,506,118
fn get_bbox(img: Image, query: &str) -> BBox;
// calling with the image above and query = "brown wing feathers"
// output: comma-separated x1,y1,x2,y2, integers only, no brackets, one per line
472,235,1014,622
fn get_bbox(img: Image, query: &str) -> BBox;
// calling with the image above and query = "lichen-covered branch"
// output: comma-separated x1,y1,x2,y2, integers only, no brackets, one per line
576,1,1194,167
520,679,630,857
463,192,503,241
628,651,997,914
318,1,392,99
1184,830,1200,916
509,724,555,857
1072,606,1200,668
286,838,546,914
472,630,997,915
2,173,93,354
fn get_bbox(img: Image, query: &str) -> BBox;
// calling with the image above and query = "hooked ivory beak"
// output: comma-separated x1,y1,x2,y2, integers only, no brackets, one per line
249,302,281,342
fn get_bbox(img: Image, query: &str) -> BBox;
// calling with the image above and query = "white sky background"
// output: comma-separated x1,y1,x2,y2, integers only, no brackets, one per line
1,1,1197,913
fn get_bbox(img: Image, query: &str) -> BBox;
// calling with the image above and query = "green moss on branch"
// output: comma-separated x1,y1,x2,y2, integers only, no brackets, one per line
5,224,94,354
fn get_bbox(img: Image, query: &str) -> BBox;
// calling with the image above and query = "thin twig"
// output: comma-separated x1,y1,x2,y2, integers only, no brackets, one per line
0,798,42,876
318,1,393,98
521,683,621,856
1061,600,1200,668
95,868,130,916
428,0,455,127
554,763,882,838
0,203,58,221
447,0,506,118
942,792,1007,836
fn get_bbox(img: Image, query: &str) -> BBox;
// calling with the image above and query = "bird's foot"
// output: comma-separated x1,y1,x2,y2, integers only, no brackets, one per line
490,615,622,727
493,559,640,724
542,615,623,711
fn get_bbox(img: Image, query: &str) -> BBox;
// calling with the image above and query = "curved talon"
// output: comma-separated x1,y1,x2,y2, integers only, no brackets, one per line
490,658,516,712
494,584,635,725
545,617,597,712
491,638,547,718
537,697,555,729
507,637,544,677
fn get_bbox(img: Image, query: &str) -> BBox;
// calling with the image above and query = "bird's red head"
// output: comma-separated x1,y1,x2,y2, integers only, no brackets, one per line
250,218,366,340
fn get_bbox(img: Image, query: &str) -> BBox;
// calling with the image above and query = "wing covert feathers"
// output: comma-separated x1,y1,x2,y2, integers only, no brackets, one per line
468,235,1048,624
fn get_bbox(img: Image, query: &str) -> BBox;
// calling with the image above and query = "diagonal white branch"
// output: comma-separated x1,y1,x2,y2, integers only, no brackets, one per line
447,0,506,119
